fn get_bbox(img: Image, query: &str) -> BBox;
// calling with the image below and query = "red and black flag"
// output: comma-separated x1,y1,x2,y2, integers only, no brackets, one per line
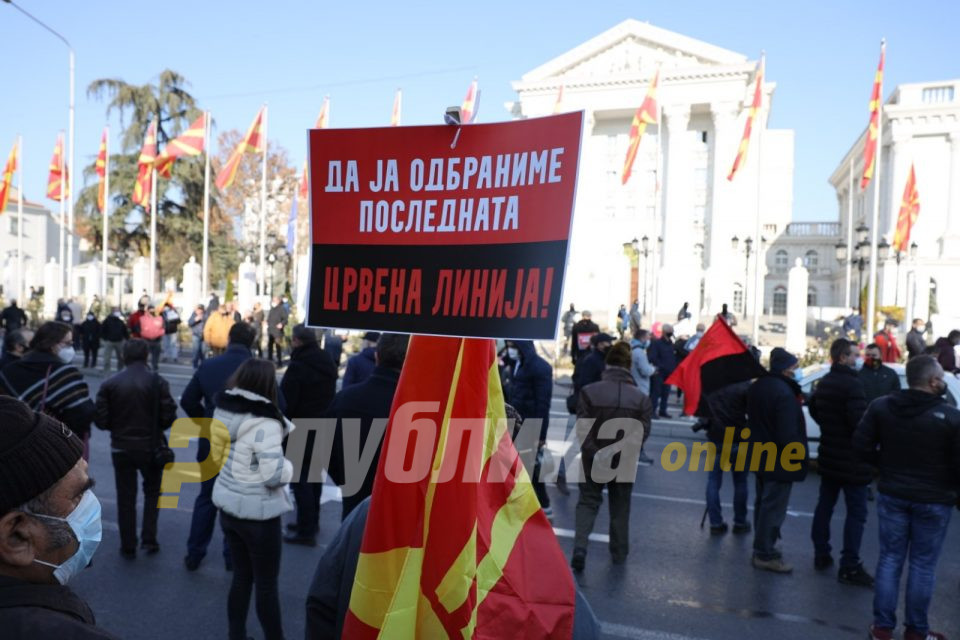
666,315,766,416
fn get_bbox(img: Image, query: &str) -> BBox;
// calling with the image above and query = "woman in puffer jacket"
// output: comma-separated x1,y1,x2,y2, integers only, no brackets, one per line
211,358,294,640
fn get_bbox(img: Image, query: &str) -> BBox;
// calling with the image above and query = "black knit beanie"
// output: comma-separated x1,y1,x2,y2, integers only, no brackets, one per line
0,397,83,514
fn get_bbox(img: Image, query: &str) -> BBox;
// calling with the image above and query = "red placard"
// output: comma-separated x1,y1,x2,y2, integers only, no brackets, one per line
306,112,582,339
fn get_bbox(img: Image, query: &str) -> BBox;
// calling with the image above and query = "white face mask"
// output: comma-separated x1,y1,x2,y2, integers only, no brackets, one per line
57,346,76,364
29,491,103,585
506,347,519,361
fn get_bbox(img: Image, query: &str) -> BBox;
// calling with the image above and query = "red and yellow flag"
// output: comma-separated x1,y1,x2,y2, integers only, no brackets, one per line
299,98,330,201
0,140,18,214
461,78,479,124
155,113,205,178
390,89,402,127
95,128,107,212
553,83,564,114
860,43,885,190
892,163,919,253
728,57,764,181
343,336,575,639
215,107,265,191
133,120,158,210
47,133,69,202
622,68,660,186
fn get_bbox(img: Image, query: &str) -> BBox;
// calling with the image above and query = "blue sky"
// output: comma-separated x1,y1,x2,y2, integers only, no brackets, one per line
0,0,956,222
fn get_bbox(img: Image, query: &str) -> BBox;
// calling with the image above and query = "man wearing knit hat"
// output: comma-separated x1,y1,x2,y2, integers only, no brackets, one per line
746,347,809,574
0,397,115,638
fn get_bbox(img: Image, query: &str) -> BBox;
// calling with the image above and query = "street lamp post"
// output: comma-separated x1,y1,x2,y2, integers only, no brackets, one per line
267,253,276,300
731,235,753,321
4,1,75,297
640,235,650,315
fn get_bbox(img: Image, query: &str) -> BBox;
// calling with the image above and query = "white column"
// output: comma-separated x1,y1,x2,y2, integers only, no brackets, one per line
658,104,694,316
942,130,960,246
785,258,809,355
703,103,739,316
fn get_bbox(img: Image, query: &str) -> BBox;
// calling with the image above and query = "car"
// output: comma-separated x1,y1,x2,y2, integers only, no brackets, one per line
798,363,960,459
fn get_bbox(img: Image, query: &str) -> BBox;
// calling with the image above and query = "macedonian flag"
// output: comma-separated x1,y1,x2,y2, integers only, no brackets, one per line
155,113,205,178
47,133,69,202
215,106,264,191
391,89,402,127
892,163,919,253
343,335,575,639
299,99,329,201
622,68,660,185
727,56,764,181
132,119,157,210
860,42,885,191
461,78,479,125
0,140,18,214
95,128,108,212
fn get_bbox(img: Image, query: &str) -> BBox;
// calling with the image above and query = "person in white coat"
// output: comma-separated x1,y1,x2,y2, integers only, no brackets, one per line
629,329,657,396
210,358,294,640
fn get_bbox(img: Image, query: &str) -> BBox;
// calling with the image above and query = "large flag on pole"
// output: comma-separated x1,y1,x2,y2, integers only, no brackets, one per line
390,89,402,126
46,134,69,201
343,336,575,639
727,57,764,181
95,128,108,212
0,140,18,214
666,315,766,416
299,99,330,201
215,107,265,191
892,163,919,253
860,43,885,190
460,78,479,124
155,114,206,178
133,119,157,209
621,68,660,185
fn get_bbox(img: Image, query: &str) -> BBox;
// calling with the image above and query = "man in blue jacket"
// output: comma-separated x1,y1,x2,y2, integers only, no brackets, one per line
342,331,379,388
648,323,679,417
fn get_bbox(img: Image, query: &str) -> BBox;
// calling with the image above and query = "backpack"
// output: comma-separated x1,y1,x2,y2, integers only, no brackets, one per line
140,315,165,340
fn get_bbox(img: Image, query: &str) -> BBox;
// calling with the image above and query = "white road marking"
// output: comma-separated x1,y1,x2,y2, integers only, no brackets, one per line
552,527,610,543
600,622,710,640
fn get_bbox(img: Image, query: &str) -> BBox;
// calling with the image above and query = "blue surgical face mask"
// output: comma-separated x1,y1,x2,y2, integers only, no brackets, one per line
854,357,864,371
793,369,804,382
506,347,519,361
29,491,102,585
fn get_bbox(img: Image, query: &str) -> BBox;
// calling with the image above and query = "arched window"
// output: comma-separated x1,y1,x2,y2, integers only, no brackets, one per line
773,286,787,315
775,250,789,274
807,286,818,306
732,283,744,314
804,250,819,274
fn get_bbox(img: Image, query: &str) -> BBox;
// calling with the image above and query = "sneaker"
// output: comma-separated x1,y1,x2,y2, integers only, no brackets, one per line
752,556,793,574
141,542,160,555
542,506,554,521
637,451,654,466
814,555,834,571
709,523,729,535
838,564,874,588
571,548,586,572
868,625,894,640
556,476,570,496
658,412,673,419
732,522,752,534
903,629,947,640
120,548,136,560
184,555,201,571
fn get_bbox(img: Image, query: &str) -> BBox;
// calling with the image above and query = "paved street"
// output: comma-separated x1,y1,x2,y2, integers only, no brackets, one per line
70,357,960,640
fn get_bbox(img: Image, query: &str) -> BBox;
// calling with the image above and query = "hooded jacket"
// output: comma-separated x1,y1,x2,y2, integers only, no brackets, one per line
808,364,872,485
854,389,960,505
0,575,119,639
746,373,809,482
504,341,553,440
211,388,295,520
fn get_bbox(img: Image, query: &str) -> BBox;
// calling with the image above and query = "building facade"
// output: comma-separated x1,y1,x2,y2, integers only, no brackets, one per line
829,79,960,325
763,222,843,315
1,190,62,301
509,19,795,329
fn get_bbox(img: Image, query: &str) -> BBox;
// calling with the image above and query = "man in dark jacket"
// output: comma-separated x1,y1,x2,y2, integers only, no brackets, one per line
701,380,752,535
905,318,927,360
505,340,554,515
648,323,679,417
79,313,100,369
0,300,27,332
572,342,652,571
327,334,409,520
747,347,808,574
0,329,30,371
933,329,960,374
266,296,288,365
280,325,337,545
99,308,127,373
569,310,599,364
94,338,177,557
808,338,873,586
859,343,901,404
179,321,256,571
571,333,614,398
854,355,960,640
342,331,379,388
187,305,206,369
0,397,118,639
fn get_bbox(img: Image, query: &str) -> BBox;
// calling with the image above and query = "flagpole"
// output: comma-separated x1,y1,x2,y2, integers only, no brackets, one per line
650,103,663,326
751,53,766,348
58,132,65,299
150,167,157,297
866,39,885,340
202,110,211,299
16,135,23,303
259,104,268,296
101,127,109,303
845,156,854,310
67,49,75,299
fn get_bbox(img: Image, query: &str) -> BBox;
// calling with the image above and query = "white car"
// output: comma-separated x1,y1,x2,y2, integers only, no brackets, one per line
799,363,960,459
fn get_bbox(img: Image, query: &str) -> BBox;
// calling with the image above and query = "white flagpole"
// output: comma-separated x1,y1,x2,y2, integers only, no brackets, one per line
866,39,886,340
202,110,211,299
259,104,268,296
150,167,157,297
845,156,854,310
58,132,65,299
67,49,75,298
101,127,109,303
751,53,766,348
650,103,663,326
16,135,23,303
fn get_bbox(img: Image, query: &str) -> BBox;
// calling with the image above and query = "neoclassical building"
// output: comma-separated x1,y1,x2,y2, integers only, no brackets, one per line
509,19,795,328
829,78,960,325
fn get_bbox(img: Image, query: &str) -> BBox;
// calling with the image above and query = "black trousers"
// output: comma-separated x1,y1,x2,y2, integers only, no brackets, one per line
111,450,161,552
83,343,99,368
290,480,323,537
220,512,284,640
267,334,283,363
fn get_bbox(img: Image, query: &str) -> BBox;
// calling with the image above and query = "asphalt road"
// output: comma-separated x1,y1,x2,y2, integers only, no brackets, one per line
68,356,960,640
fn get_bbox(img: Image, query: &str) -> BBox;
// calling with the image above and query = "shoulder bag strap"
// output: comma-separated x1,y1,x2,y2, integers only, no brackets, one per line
38,365,54,413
